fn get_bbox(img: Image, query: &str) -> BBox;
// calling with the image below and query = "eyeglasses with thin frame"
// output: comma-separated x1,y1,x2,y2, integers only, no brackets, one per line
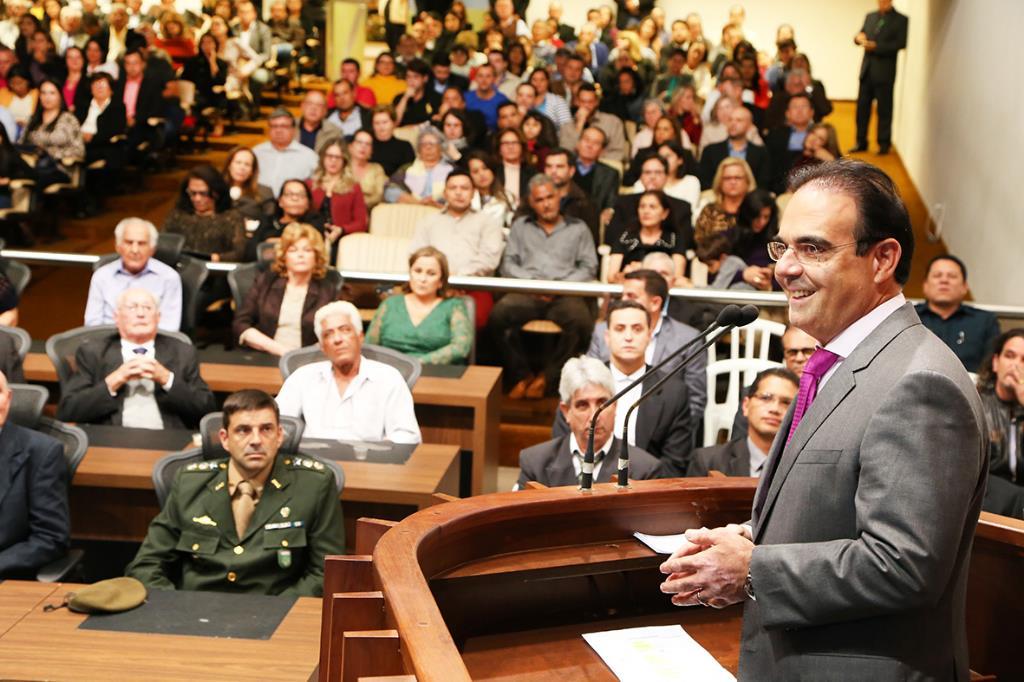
783,347,816,358
750,392,794,409
766,240,863,264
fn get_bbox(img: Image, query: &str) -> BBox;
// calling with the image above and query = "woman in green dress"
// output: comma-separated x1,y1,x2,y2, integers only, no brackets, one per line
366,247,473,365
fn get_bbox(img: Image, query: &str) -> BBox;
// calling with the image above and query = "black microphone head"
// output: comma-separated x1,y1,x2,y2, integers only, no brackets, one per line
714,304,743,327
739,305,760,326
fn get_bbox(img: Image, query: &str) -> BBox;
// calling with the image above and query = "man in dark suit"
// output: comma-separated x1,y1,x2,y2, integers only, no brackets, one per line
764,93,814,193
605,155,694,256
555,300,693,477
699,107,771,190
429,53,469,97
688,368,798,477
57,288,215,430
853,0,908,154
0,370,69,578
517,356,662,488
94,3,145,62
661,160,986,680
572,125,621,225
119,49,166,162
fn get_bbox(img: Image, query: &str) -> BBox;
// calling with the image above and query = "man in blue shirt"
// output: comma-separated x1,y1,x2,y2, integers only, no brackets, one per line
464,64,509,132
85,218,182,330
915,254,1000,373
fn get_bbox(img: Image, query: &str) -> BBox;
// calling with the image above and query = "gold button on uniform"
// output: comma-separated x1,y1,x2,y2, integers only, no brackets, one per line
233,546,244,555
191,543,200,551
281,540,289,547
227,571,237,582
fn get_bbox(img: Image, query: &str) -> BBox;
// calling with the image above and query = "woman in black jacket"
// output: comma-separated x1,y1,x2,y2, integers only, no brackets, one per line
180,32,228,137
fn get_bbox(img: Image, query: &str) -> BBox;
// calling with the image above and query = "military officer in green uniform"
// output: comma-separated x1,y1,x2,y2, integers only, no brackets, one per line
127,389,345,596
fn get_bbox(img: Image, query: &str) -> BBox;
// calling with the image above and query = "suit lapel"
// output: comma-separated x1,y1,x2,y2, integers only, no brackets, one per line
0,427,29,509
240,458,294,543
544,437,578,487
201,467,235,538
729,439,749,476
753,304,921,541
637,371,662,450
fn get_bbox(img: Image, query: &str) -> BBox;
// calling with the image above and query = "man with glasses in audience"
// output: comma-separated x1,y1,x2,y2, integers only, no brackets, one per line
85,217,182,331
127,389,345,596
252,108,319,196
276,301,421,442
688,368,798,477
297,90,341,152
58,288,215,429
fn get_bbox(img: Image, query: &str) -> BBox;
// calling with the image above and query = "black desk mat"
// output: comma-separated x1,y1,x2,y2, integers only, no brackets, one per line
80,424,195,451
298,439,416,464
198,346,280,367
79,589,296,640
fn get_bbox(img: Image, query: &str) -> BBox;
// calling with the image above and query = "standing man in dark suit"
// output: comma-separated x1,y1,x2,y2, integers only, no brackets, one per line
555,300,693,477
660,160,987,680
0,370,69,578
852,0,908,154
58,288,216,430
517,356,662,488
688,368,798,477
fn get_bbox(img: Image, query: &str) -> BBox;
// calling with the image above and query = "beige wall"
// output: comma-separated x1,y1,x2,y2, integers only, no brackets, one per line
893,0,1022,305
526,1,878,100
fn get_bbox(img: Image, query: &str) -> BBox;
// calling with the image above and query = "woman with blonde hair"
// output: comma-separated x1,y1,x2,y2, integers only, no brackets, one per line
232,222,340,356
306,137,367,241
366,246,472,365
694,156,755,242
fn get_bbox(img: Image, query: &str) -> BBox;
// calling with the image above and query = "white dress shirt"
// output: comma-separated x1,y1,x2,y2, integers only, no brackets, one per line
568,431,612,482
820,294,907,390
644,315,664,366
747,436,768,476
275,358,421,443
117,339,173,429
610,363,644,445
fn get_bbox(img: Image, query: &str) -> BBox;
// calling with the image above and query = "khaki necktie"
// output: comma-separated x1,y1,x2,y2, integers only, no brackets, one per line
233,480,257,540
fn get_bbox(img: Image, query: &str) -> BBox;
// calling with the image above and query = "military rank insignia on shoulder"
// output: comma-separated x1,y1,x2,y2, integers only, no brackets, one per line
184,459,228,472
286,457,326,472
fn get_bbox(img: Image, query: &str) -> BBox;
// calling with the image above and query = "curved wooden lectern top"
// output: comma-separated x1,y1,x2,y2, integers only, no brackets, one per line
321,478,759,682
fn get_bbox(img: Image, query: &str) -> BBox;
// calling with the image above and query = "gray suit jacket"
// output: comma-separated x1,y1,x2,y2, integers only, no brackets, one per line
588,315,706,419
686,438,751,477
740,303,987,681
516,436,662,489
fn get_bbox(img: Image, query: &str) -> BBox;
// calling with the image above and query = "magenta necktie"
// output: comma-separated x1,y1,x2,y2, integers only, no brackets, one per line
786,348,842,445
755,347,841,517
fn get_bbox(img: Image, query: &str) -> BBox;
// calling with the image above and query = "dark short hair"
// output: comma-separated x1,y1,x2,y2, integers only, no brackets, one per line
787,159,914,284
607,298,651,328
178,164,231,212
750,367,799,395
446,168,472,185
641,154,669,173
977,328,1024,389
544,147,575,165
787,92,813,109
89,71,115,88
222,389,279,429
342,57,361,71
405,58,431,77
777,38,796,50
668,47,686,60
432,52,451,67
623,269,668,305
577,81,598,96
496,100,518,113
696,232,734,261
566,53,585,65
926,254,967,281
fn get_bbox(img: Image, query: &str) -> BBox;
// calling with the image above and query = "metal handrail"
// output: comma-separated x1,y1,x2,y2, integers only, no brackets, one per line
5,249,1024,319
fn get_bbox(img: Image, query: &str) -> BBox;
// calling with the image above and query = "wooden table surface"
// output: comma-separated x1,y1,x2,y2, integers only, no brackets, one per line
25,353,502,495
76,443,461,509
0,581,320,682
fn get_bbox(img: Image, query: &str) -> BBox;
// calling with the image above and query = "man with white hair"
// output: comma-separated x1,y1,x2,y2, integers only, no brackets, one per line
85,219,182,331
59,288,214,429
276,301,421,443
0,0,31,49
516,355,662,488
54,6,88,55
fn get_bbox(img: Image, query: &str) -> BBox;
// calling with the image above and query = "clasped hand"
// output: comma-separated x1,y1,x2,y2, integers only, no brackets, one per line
659,523,753,608
106,357,171,393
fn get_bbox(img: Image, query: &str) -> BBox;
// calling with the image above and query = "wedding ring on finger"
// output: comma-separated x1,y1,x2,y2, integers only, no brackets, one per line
694,589,710,608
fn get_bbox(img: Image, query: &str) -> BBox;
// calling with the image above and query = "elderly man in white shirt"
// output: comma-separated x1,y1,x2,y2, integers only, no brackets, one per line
276,301,421,443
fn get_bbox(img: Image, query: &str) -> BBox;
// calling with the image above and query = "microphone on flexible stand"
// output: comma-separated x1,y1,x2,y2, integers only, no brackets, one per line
615,304,760,487
580,304,750,491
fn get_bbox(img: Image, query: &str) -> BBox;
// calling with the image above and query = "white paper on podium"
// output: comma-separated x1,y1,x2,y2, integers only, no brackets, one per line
633,531,691,555
583,625,735,682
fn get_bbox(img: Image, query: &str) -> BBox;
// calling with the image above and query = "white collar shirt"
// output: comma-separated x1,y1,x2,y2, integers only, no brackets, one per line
568,431,612,482
610,363,644,445
644,314,664,366
747,435,768,476
820,294,906,390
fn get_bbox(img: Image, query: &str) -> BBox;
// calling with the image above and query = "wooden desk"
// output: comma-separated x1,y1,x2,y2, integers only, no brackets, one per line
72,444,460,543
0,581,320,681
25,353,502,496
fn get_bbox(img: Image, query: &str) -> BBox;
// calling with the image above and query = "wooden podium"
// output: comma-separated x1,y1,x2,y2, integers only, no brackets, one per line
317,478,757,681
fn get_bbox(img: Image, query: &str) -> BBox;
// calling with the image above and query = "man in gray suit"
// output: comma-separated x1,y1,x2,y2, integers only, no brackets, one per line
517,356,662,489
688,367,798,477
588,269,706,420
660,160,987,680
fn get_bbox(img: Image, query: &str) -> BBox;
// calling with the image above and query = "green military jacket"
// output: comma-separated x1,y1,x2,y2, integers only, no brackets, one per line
127,454,345,597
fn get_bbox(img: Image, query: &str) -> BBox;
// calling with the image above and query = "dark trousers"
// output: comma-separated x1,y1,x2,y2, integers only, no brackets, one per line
855,76,895,147
488,294,595,386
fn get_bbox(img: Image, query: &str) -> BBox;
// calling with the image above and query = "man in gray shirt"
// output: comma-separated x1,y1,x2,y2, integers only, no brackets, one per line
490,174,598,400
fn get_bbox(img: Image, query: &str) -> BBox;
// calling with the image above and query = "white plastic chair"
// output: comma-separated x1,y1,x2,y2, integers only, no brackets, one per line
335,232,411,273
703,358,781,447
369,203,440,239
709,317,786,364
